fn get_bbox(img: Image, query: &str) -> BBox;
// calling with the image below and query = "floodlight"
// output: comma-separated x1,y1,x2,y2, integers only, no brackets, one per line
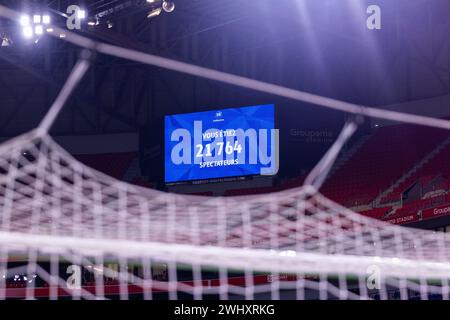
23,26,33,38
35,25,43,35
162,1,175,13
147,7,162,18
20,15,30,27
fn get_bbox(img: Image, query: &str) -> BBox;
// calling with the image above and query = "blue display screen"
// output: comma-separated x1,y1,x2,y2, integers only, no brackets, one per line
164,104,277,183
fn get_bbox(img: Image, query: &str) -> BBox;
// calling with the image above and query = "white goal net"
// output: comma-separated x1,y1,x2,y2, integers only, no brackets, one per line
0,4,450,300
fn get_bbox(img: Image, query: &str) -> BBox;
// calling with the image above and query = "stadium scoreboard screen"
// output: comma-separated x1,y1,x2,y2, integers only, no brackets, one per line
164,104,277,184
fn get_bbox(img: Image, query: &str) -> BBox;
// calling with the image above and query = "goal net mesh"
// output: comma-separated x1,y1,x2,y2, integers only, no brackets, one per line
0,4,450,301
1,130,450,300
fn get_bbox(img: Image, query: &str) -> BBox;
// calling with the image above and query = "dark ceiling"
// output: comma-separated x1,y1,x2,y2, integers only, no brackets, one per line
0,0,448,137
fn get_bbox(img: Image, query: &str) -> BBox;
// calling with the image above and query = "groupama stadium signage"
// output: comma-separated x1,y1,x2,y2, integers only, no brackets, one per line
422,204,450,221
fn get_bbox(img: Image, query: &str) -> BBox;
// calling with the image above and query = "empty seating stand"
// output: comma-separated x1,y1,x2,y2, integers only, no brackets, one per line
322,123,448,207
380,142,450,204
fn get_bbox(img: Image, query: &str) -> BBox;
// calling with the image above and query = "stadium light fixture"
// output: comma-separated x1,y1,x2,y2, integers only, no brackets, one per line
42,15,51,24
1,36,12,47
33,15,41,24
20,12,55,40
147,7,162,18
88,17,99,26
35,25,44,35
162,1,175,13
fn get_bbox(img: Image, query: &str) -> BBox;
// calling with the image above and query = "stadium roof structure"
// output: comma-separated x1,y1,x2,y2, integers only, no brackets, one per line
0,0,448,137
